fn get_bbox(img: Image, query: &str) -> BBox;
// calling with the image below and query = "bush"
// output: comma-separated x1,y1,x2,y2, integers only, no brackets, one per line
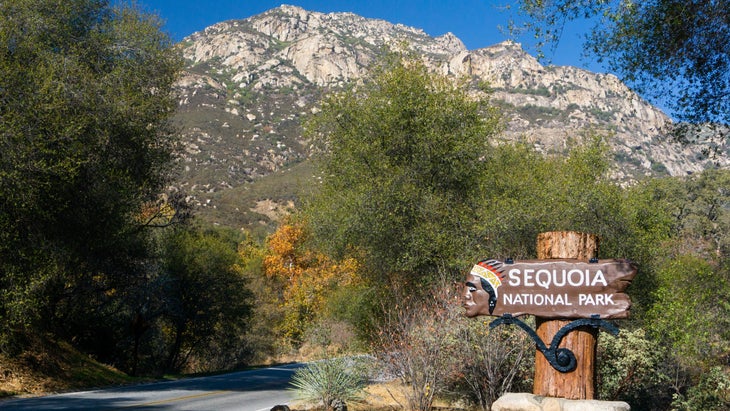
597,328,670,408
289,357,368,410
672,366,730,411
448,319,533,410
374,283,533,411
375,286,463,411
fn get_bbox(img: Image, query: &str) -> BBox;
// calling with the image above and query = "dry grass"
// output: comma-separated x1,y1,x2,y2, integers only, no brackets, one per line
1,338,467,409
353,380,408,410
0,336,137,398
289,379,467,411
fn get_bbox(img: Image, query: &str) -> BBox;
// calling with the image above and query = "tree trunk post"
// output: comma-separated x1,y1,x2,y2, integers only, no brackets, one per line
533,231,600,400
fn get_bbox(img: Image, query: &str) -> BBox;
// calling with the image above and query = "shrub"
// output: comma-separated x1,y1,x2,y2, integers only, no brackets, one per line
672,366,730,411
289,357,367,410
374,282,533,411
597,328,669,408
448,319,533,410
375,286,462,411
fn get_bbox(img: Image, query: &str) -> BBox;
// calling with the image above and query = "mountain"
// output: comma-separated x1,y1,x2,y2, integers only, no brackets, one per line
170,5,728,231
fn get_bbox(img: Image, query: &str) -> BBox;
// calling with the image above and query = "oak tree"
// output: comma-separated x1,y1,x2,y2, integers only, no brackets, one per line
262,222,360,344
513,0,729,125
0,0,182,347
304,54,502,288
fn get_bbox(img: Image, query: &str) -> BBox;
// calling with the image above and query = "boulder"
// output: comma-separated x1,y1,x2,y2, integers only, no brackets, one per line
492,393,630,411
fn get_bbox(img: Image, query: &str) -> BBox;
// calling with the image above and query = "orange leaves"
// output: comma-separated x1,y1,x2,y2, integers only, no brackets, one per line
266,223,304,259
263,223,306,281
262,222,360,343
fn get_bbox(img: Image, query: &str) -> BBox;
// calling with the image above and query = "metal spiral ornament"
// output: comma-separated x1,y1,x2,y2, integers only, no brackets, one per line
489,314,618,373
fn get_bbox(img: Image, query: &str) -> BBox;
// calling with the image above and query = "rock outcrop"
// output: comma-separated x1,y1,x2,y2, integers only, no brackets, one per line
170,5,728,228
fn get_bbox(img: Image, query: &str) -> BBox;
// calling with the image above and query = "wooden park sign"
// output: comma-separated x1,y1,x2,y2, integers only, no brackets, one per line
463,258,637,319
463,231,638,401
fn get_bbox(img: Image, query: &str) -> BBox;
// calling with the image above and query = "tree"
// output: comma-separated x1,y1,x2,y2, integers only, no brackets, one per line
610,170,730,407
304,53,502,288
158,227,254,373
477,137,637,261
262,221,360,345
672,366,730,411
628,170,730,366
0,0,182,349
512,0,729,125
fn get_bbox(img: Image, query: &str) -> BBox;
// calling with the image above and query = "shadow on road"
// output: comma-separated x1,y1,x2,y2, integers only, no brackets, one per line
0,363,305,410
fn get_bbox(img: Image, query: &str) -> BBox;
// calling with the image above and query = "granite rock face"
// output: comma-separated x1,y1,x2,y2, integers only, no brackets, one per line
170,5,728,227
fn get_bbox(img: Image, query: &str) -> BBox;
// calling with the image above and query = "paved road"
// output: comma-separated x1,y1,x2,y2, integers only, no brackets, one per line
0,363,304,411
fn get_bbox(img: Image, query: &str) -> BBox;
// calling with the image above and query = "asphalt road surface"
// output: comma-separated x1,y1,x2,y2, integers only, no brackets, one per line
0,363,304,411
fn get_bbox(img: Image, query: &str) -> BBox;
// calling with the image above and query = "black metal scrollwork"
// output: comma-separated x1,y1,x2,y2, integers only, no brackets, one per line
489,314,619,373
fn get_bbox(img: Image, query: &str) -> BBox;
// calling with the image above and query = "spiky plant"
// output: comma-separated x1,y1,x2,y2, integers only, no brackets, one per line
289,357,367,410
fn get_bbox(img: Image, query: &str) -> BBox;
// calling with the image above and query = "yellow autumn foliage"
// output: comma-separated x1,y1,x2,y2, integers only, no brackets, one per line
262,222,360,343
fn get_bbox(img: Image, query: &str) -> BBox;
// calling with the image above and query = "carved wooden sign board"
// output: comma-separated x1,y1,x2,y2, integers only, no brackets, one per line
463,259,637,319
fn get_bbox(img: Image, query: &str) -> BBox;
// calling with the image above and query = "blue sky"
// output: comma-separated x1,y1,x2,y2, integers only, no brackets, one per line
139,0,604,73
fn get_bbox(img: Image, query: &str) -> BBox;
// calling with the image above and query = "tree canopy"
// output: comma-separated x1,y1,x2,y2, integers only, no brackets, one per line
513,0,729,126
303,53,502,287
0,0,182,349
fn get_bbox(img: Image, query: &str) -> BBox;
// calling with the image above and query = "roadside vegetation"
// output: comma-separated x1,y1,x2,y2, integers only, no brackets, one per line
1,1,729,410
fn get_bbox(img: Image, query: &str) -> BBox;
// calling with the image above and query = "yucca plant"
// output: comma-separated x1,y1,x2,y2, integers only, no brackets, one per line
289,357,367,410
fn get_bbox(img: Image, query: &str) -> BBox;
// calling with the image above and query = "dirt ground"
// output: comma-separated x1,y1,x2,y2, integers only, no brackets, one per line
289,379,467,410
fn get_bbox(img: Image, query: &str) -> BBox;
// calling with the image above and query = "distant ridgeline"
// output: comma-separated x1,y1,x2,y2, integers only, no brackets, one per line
169,5,729,230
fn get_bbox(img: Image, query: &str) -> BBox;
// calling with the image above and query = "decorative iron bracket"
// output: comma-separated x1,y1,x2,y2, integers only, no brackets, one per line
489,314,619,373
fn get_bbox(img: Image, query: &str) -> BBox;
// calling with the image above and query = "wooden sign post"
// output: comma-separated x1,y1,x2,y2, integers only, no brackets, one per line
534,231,599,400
462,231,637,401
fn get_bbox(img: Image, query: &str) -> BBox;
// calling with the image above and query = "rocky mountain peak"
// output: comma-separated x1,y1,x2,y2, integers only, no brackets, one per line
171,6,728,229
434,32,466,52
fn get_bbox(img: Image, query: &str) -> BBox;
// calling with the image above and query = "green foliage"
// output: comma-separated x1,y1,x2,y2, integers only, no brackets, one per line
625,169,730,321
235,232,286,362
0,0,265,378
515,104,564,123
646,255,730,368
597,328,668,407
478,136,635,260
672,366,730,411
304,52,502,287
0,0,182,349
323,282,378,343
157,227,254,373
673,169,730,256
513,0,729,124
512,86,551,97
614,170,730,406
300,50,730,408
588,107,616,123
650,160,669,174
289,357,368,410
